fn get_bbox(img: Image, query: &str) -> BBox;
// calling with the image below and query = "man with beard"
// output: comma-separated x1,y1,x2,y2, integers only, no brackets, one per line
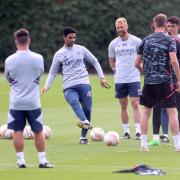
108,18,141,140
41,27,108,144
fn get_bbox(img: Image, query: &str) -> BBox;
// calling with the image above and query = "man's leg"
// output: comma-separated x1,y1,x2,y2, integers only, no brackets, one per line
64,88,92,130
119,97,130,139
80,85,92,140
148,103,161,146
7,110,26,168
152,103,161,135
33,131,53,168
34,131,45,151
160,108,169,142
34,131,46,163
166,108,180,150
64,89,87,121
140,106,152,151
13,131,26,167
130,97,141,138
115,83,130,138
128,82,141,139
27,109,53,168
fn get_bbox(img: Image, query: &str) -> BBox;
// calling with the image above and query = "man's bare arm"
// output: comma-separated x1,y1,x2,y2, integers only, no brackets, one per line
135,55,143,73
109,57,116,72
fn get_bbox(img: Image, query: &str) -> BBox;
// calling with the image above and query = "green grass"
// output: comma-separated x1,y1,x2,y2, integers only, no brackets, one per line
0,74,180,180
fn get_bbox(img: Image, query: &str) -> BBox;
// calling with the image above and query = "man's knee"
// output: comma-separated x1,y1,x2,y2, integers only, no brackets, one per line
120,101,128,110
131,100,139,109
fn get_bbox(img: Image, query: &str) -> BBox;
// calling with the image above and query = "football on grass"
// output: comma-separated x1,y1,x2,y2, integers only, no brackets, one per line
43,125,52,139
0,124,14,139
23,125,34,139
90,127,105,141
104,131,119,146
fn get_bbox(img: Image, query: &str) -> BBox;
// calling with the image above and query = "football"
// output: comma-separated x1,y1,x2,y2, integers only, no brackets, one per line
0,124,7,137
90,127,105,141
104,131,119,146
23,125,34,139
43,125,52,139
0,124,14,139
4,129,14,139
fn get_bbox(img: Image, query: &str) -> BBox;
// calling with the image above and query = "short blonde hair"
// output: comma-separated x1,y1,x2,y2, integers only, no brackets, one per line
115,17,128,25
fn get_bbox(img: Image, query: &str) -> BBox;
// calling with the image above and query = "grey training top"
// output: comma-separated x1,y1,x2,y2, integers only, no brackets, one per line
45,44,105,90
5,50,44,110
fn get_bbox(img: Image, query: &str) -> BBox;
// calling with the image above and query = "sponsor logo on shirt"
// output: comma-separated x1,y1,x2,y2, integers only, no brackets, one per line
62,58,83,67
116,48,136,56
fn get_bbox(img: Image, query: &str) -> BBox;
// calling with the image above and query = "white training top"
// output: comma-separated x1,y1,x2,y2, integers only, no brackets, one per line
108,34,142,83
45,44,105,90
5,50,44,110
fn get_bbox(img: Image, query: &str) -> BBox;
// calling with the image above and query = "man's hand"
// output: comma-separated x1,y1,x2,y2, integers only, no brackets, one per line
100,78,111,89
41,87,49,96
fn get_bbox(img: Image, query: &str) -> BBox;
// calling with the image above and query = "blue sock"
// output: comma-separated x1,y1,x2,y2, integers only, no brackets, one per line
81,129,88,138
161,108,169,134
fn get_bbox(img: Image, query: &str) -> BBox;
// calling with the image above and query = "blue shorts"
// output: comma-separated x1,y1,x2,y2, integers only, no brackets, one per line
7,108,43,132
115,82,141,99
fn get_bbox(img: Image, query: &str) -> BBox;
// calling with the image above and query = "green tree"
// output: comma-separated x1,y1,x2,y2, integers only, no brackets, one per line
0,0,179,71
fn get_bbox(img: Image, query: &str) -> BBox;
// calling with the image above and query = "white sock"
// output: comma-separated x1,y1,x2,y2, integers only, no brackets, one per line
163,134,168,138
141,135,148,148
153,134,160,142
135,123,140,134
38,152,47,164
173,135,180,149
16,152,25,164
84,120,90,123
122,123,130,134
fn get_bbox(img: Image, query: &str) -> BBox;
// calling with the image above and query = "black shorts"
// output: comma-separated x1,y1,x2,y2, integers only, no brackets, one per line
175,91,180,109
140,83,176,108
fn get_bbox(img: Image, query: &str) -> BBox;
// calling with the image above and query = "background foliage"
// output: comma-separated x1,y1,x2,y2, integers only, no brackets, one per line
0,0,180,72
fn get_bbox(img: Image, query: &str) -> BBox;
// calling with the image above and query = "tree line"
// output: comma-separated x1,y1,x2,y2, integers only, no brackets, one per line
0,0,179,72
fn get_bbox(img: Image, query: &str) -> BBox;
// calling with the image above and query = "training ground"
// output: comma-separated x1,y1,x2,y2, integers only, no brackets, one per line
0,74,180,180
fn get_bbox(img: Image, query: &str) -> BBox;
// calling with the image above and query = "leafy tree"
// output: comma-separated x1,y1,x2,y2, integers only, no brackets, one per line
0,0,179,71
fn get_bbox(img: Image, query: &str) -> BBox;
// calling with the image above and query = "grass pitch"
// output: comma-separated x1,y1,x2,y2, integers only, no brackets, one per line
0,74,180,180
